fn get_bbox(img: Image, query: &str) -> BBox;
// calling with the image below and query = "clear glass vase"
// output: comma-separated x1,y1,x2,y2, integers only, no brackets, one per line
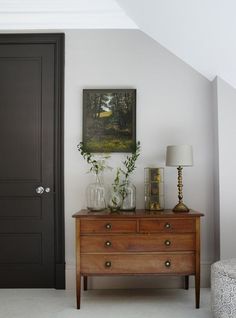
108,188,122,212
86,174,107,211
120,180,136,211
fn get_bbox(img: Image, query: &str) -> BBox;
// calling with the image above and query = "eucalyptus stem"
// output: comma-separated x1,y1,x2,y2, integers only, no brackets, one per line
122,141,141,181
77,142,110,175
112,141,141,198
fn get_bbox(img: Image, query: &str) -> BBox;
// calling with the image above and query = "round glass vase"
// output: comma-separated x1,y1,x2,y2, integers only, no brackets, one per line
120,180,136,211
86,174,107,211
108,187,122,212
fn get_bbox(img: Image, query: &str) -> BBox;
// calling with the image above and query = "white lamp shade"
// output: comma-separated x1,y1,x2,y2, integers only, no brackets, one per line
166,145,193,167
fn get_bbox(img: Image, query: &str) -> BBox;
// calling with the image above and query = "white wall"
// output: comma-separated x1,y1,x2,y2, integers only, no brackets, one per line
214,77,236,259
64,30,215,289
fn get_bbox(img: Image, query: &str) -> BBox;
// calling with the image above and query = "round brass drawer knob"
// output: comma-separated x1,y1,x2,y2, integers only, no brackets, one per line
105,261,112,268
164,223,171,229
165,260,171,268
105,223,112,230
165,240,171,246
105,241,112,247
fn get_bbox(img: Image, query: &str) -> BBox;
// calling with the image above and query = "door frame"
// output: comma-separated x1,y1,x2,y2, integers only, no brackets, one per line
0,33,65,289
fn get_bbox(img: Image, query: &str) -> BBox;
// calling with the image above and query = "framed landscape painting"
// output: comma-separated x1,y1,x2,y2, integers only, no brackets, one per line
83,89,136,153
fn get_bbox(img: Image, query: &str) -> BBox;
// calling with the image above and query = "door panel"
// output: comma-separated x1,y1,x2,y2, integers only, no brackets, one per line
0,57,41,181
0,197,42,218
0,233,42,264
0,35,64,288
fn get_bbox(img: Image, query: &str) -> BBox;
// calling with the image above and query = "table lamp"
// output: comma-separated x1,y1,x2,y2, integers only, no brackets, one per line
166,145,193,212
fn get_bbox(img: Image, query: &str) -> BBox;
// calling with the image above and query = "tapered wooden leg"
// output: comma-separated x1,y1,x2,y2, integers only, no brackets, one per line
184,276,189,290
83,276,88,291
76,219,81,309
76,273,81,309
195,217,201,309
195,273,200,309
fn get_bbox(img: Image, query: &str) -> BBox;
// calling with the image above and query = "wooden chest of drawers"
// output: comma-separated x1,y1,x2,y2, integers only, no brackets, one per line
73,209,203,309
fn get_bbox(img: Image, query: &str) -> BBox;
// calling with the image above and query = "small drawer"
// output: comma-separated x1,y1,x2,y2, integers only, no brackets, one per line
81,253,195,275
80,219,136,234
139,218,195,233
80,233,195,253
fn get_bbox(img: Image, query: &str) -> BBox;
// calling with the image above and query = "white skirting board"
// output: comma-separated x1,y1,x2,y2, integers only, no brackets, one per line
66,262,211,290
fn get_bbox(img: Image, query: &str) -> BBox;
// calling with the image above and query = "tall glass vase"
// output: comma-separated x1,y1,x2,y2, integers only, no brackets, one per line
86,174,107,211
108,187,122,212
120,180,136,211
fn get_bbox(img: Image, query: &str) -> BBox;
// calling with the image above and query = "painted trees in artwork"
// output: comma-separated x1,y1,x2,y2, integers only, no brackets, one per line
83,90,136,152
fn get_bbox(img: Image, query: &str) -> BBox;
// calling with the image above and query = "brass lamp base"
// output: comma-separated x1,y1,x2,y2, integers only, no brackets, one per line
173,202,189,213
172,166,190,213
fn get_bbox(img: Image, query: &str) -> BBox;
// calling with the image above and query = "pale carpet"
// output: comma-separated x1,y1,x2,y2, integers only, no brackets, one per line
0,288,212,318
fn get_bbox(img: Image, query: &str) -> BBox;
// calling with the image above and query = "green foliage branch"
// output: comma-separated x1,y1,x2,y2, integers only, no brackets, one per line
77,141,141,203
112,141,141,199
77,142,111,176
122,141,141,180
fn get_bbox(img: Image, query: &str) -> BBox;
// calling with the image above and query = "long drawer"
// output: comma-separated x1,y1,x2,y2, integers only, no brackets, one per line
80,219,136,234
81,234,195,253
81,253,195,275
140,218,195,233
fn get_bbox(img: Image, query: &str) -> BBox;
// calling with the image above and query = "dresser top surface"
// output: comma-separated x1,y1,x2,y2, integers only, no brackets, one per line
72,209,204,218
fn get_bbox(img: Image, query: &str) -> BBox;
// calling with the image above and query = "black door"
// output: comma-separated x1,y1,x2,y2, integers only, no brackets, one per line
0,34,65,288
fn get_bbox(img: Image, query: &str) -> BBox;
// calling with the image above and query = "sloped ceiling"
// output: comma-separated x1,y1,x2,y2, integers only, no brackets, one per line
116,0,236,88
1,0,235,88
0,0,137,29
